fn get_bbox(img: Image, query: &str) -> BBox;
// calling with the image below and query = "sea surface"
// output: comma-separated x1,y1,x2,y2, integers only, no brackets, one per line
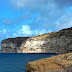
0,53,57,72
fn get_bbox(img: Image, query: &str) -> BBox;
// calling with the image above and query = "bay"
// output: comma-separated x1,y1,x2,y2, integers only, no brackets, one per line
0,53,57,72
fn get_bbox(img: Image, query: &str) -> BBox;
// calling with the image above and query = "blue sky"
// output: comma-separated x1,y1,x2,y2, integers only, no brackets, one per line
0,0,72,49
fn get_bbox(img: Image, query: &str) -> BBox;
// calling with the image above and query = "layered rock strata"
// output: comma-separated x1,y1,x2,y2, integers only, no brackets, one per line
20,27,72,54
1,27,72,53
25,53,72,72
1,37,29,53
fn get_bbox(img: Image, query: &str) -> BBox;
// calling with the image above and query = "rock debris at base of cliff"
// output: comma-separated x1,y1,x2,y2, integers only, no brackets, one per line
0,27,72,54
25,53,72,72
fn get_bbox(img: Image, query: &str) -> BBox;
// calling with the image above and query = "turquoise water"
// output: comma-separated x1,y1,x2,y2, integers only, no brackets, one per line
0,53,57,72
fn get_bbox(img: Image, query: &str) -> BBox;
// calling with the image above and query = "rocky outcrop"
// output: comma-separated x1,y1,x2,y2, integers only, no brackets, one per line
1,37,29,53
1,27,72,53
25,53,72,72
20,27,72,54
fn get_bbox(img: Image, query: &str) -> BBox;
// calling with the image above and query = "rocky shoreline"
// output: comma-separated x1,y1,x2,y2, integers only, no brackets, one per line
25,53,72,72
0,27,72,72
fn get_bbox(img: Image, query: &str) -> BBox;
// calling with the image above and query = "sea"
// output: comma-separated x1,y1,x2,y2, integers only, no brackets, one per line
0,53,57,72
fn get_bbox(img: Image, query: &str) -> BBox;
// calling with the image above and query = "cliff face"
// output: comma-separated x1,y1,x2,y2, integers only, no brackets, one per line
1,27,72,53
1,37,29,53
20,27,72,54
25,53,72,72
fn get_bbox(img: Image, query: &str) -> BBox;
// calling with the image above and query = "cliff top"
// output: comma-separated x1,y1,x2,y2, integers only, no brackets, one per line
1,37,30,44
28,27,72,40
1,27,72,42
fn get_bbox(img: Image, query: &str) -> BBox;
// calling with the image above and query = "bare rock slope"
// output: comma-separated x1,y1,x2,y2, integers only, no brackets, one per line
1,37,29,53
26,53,72,72
20,27,72,54
1,27,72,53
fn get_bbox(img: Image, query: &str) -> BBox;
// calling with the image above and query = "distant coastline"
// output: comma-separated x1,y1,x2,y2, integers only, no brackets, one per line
0,27,72,54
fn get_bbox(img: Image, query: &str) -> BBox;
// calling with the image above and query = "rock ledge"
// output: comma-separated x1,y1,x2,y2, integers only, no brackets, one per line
26,53,72,72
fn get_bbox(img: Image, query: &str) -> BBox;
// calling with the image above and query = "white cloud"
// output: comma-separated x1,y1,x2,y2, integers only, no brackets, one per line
11,0,46,9
34,29,52,35
0,29,10,34
10,0,65,30
13,25,52,37
10,0,72,32
0,29,10,41
2,29,7,34
17,25,32,36
56,11,72,30
13,33,18,37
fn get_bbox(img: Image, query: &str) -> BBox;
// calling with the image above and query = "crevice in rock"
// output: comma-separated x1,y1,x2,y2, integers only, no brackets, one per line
55,62,70,71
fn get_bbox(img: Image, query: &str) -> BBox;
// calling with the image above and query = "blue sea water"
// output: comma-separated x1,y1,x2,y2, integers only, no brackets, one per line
0,53,57,72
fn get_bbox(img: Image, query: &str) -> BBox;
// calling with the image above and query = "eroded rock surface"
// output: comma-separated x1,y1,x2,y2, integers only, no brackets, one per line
26,53,72,72
20,27,72,54
1,27,72,53
1,37,29,53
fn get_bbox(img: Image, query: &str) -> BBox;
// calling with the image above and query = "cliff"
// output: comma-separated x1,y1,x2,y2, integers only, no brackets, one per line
20,27,72,54
1,37,29,53
1,27,72,53
25,53,72,72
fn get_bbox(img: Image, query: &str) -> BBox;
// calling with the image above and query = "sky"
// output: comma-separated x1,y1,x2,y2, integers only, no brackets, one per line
0,0,72,49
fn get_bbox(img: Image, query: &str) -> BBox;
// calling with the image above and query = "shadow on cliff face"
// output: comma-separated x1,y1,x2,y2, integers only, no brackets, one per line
1,37,30,53
41,28,72,54
15,37,30,47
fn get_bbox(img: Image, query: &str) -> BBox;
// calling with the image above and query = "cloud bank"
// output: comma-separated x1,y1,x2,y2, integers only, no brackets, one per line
10,0,64,30
2,0,72,37
13,25,52,37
